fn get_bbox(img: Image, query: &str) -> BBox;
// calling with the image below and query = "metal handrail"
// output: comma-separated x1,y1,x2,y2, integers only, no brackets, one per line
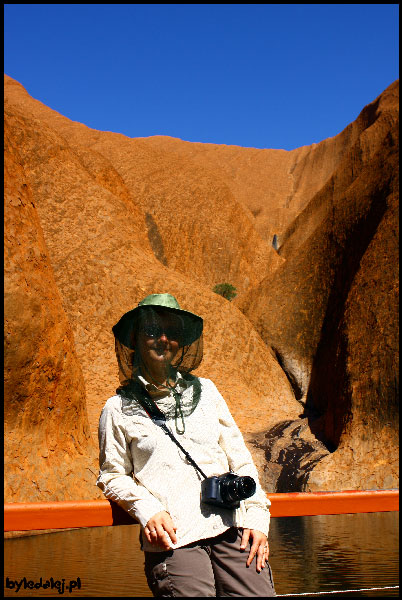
4,489,398,532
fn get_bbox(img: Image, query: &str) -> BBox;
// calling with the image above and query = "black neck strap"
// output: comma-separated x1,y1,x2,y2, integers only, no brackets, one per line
135,394,208,480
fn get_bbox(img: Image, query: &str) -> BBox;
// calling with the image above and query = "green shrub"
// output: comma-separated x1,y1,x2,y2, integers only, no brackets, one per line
213,283,237,301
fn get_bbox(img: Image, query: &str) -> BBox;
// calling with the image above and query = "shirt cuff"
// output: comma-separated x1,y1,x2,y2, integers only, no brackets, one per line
242,506,270,537
131,497,167,529
97,480,166,529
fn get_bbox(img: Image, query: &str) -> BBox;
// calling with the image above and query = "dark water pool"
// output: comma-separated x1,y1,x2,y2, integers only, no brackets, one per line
4,511,398,597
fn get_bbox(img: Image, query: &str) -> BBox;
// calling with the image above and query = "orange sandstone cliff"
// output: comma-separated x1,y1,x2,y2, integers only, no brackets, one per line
4,118,98,501
4,74,398,501
236,81,399,490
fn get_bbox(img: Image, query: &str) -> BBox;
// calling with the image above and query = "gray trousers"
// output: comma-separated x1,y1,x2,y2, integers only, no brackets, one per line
144,527,276,597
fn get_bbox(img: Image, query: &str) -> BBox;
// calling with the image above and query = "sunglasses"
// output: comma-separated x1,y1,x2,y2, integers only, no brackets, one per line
142,324,183,341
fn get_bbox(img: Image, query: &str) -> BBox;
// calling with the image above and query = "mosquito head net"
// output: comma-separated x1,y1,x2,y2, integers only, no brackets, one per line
112,293,203,389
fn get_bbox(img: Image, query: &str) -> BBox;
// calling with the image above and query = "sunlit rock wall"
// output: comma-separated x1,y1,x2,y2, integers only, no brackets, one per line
4,75,300,501
4,73,398,499
236,81,399,490
4,118,100,502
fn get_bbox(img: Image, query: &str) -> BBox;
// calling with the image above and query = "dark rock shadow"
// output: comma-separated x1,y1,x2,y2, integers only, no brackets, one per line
145,212,168,266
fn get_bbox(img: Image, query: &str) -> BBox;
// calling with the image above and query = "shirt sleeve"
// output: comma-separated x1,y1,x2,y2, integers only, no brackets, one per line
96,398,166,528
210,382,271,537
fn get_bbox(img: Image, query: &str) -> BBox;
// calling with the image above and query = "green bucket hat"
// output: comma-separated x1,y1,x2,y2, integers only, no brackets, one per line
112,293,203,349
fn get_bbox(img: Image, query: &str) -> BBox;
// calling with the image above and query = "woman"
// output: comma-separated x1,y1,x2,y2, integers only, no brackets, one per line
97,293,276,597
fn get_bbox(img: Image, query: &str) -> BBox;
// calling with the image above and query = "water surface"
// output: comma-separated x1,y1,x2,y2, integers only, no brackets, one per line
4,511,398,597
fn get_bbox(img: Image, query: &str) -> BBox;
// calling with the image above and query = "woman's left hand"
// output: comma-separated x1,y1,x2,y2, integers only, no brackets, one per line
240,528,269,572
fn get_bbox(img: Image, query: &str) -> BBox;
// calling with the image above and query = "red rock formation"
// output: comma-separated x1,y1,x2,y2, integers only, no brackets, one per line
3,76,281,296
4,73,399,499
4,75,299,502
236,81,399,490
4,119,100,502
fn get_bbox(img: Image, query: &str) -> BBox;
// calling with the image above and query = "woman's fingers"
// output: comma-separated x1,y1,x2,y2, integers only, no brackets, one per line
260,541,269,570
164,518,178,545
240,528,250,550
155,524,170,549
246,537,260,568
256,542,266,572
158,513,178,547
146,525,169,549
144,525,159,544
244,530,269,572
145,511,178,548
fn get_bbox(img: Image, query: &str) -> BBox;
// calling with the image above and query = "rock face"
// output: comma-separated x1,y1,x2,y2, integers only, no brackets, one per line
4,73,399,501
248,419,331,493
4,74,300,503
236,81,399,490
4,118,99,502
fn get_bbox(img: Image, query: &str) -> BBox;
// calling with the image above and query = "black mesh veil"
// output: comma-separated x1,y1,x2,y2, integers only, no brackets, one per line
113,305,203,385
112,297,203,433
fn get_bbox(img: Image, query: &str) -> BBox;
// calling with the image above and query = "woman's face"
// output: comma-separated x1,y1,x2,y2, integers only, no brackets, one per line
136,311,182,376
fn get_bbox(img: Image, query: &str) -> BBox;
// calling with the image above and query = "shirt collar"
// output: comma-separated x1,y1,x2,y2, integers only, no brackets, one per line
136,369,189,397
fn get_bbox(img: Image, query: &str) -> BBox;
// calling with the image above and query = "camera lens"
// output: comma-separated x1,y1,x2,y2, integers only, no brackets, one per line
221,474,256,503
237,476,256,498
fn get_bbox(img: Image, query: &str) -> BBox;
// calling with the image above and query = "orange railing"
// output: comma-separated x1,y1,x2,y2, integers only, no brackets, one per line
4,489,398,532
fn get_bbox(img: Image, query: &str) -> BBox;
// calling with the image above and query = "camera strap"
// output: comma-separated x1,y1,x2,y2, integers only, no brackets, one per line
134,393,208,480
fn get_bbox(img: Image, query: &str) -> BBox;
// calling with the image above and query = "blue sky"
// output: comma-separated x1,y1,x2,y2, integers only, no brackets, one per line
4,4,399,150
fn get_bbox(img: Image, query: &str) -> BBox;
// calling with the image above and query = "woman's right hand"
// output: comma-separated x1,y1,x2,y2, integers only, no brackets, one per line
144,511,178,550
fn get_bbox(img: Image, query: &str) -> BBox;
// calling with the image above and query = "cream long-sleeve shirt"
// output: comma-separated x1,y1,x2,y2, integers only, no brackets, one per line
97,374,271,552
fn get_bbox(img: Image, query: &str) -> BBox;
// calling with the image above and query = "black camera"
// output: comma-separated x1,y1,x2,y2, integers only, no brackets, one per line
201,472,256,509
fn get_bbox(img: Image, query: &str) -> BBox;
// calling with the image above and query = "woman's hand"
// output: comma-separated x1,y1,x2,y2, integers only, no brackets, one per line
144,511,178,550
240,528,269,572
